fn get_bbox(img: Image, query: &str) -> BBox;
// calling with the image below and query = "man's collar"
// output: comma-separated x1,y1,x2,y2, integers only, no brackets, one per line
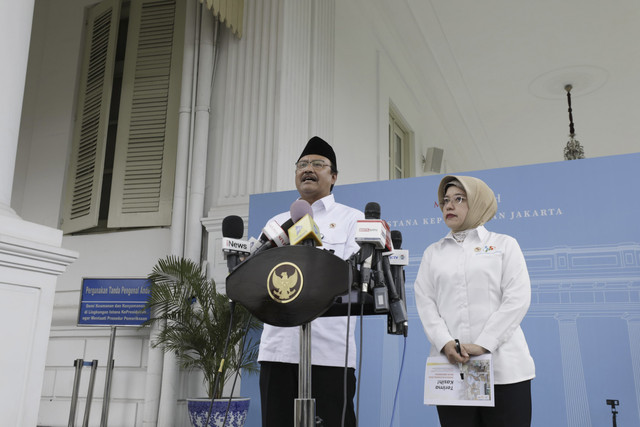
300,193,334,210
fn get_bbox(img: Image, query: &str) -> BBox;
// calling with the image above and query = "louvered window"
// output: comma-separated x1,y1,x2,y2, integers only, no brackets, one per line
62,0,185,234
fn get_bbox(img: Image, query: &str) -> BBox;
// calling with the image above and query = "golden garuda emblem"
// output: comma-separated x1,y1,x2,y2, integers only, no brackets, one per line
267,262,303,303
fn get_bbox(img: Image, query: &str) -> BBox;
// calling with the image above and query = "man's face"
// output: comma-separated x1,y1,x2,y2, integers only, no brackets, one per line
295,154,337,204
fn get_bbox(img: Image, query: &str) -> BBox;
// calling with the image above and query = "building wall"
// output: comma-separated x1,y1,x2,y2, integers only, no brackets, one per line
333,0,462,181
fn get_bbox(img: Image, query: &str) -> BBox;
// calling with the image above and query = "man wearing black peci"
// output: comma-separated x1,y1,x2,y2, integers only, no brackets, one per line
258,136,364,427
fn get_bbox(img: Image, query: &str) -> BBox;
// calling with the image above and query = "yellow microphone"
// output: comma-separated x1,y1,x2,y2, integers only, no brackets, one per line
288,214,322,246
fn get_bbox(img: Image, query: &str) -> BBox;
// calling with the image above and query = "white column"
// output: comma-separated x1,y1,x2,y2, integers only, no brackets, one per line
623,314,640,422
0,0,35,215
209,0,285,205
0,2,79,427
273,0,313,189
156,5,217,427
0,231,78,427
308,0,335,139
208,0,336,209
143,0,200,424
556,313,592,427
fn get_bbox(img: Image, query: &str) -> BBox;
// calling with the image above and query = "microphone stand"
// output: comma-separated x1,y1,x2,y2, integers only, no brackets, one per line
295,322,316,427
607,399,619,427
295,239,320,427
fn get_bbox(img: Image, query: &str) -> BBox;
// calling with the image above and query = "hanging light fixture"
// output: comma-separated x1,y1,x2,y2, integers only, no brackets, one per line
563,84,585,160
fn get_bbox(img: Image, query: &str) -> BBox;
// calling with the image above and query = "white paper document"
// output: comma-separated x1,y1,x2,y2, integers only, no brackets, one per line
424,354,494,407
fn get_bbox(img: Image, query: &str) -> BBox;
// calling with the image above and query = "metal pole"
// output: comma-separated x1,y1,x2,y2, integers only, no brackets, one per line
82,360,99,427
295,322,315,427
101,326,117,427
68,359,84,427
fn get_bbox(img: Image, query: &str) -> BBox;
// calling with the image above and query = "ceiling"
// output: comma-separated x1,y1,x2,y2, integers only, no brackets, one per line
369,0,640,171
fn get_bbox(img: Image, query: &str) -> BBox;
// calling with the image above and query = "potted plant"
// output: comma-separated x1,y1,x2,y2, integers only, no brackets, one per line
144,255,261,427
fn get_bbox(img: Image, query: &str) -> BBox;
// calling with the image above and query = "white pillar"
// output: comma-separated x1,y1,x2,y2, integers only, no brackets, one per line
556,313,593,427
624,314,640,422
156,5,217,427
0,2,79,427
273,0,313,189
0,225,78,427
0,0,35,215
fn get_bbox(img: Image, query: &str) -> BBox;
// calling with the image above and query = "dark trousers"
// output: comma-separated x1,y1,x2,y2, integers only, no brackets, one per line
259,361,356,427
436,380,532,427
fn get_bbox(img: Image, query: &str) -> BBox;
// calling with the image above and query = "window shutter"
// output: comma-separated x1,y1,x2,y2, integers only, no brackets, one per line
62,0,121,234
107,0,185,228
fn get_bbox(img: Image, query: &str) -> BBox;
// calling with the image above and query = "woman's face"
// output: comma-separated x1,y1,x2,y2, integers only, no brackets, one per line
442,185,469,230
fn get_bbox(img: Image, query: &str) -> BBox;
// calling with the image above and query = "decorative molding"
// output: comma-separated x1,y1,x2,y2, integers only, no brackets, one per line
0,237,78,276
0,215,77,277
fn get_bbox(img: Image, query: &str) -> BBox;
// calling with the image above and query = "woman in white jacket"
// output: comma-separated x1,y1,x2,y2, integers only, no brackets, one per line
414,175,535,427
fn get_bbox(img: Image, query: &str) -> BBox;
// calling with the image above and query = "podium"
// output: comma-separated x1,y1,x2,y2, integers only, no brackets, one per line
226,245,352,426
226,246,351,326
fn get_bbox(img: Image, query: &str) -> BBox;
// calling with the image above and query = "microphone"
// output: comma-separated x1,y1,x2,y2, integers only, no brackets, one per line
387,230,409,269
221,215,250,272
258,218,293,248
251,218,294,256
289,199,313,223
385,230,409,336
354,202,391,292
355,202,392,250
288,201,322,246
391,229,402,250
249,199,312,256
222,215,244,239
247,236,260,253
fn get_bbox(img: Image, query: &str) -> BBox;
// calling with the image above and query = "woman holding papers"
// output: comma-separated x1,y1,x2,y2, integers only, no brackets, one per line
414,175,535,427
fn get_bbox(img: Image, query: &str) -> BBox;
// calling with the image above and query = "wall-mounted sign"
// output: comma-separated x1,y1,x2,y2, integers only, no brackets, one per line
78,278,151,326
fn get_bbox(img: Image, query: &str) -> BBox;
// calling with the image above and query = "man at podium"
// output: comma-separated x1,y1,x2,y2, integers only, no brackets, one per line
257,136,364,427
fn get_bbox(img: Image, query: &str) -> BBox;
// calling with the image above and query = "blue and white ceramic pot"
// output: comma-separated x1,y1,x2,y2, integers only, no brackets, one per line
187,397,250,427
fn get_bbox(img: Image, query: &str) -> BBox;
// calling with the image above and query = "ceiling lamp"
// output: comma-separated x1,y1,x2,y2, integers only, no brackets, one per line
563,84,585,160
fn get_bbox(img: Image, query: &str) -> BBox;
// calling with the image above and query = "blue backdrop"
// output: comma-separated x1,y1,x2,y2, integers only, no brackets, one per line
240,152,640,427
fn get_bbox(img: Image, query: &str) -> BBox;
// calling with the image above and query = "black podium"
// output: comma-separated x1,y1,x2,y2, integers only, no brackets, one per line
226,245,352,427
226,246,351,326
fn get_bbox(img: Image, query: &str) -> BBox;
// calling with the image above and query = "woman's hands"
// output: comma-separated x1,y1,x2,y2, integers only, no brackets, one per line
443,340,467,364
442,340,487,365
463,343,488,357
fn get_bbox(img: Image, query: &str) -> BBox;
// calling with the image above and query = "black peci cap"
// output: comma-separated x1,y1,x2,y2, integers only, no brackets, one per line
298,136,337,171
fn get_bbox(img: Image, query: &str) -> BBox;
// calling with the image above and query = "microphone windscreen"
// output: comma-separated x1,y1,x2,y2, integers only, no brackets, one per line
391,230,403,249
290,199,313,222
364,202,381,219
222,215,244,238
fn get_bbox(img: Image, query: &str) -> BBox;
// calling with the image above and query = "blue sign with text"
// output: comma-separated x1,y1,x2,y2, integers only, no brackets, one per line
78,278,151,326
